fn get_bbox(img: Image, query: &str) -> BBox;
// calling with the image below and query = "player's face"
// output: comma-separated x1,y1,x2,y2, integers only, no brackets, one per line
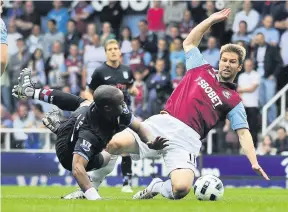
218,52,242,82
109,94,125,117
106,43,121,62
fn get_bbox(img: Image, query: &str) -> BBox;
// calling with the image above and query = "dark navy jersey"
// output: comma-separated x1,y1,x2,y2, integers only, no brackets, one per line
69,102,133,161
88,63,134,106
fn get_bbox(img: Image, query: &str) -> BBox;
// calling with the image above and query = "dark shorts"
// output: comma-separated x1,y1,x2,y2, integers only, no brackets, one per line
55,107,104,172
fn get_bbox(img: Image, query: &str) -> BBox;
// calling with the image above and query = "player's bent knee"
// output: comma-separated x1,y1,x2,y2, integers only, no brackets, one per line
172,182,191,199
106,138,123,155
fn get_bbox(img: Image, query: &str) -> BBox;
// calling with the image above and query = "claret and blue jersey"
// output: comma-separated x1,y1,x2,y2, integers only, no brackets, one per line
164,47,249,139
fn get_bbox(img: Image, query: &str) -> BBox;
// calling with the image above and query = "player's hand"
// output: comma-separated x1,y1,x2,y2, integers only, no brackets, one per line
209,8,231,24
147,136,169,150
252,164,270,180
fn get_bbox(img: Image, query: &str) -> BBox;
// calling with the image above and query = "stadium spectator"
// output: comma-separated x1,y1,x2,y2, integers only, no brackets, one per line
232,0,260,34
179,10,194,40
273,127,288,154
169,37,185,80
0,104,13,129
151,38,170,72
82,34,106,87
253,33,283,125
136,20,158,54
31,103,45,148
147,1,165,35
165,25,180,52
27,48,46,86
26,24,44,54
45,41,65,89
120,27,132,65
63,44,83,95
129,38,151,78
232,21,251,45
70,1,94,35
256,135,275,156
15,1,40,39
1,70,12,112
99,1,123,38
7,20,22,57
12,103,36,149
278,25,288,92
100,22,116,46
7,38,30,110
6,0,24,21
237,59,260,147
202,36,220,69
0,104,13,148
79,23,97,54
64,19,81,56
187,0,206,24
43,19,64,59
203,1,225,40
47,0,69,34
223,1,242,30
273,0,288,33
172,62,185,89
146,59,171,116
253,15,280,46
163,1,186,26
131,70,148,120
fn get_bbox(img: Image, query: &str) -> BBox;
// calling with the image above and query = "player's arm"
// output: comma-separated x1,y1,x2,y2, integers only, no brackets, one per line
88,70,104,95
0,20,8,75
127,67,138,96
120,103,168,150
127,84,139,96
129,117,169,150
227,102,270,180
183,8,231,53
73,136,101,200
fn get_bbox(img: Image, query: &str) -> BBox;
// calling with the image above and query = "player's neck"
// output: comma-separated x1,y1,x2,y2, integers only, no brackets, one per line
106,61,120,68
218,75,235,83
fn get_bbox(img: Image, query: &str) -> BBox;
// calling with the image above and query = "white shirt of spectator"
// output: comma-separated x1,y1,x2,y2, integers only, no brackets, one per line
7,32,22,56
280,30,288,66
13,112,35,141
238,70,260,108
83,44,106,84
232,9,260,33
256,46,266,77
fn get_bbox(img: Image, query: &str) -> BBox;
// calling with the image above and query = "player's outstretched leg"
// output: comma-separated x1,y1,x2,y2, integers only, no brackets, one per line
12,68,88,111
133,169,194,200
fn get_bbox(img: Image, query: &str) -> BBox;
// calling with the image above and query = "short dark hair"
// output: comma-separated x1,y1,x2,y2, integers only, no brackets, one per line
139,19,148,25
48,19,57,25
277,127,286,133
33,103,43,113
93,85,122,108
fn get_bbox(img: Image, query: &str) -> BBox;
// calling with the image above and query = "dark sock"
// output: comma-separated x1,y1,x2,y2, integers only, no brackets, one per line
34,89,86,111
121,156,132,186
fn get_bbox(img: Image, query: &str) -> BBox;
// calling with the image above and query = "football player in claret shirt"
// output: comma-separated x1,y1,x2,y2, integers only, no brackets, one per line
105,8,269,200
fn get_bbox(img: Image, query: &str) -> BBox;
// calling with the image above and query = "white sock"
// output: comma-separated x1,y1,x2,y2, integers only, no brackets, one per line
84,187,101,200
33,88,41,99
88,155,118,189
159,180,174,200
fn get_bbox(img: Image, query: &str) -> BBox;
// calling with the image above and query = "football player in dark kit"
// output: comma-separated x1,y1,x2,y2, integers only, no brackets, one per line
12,68,167,200
87,39,138,193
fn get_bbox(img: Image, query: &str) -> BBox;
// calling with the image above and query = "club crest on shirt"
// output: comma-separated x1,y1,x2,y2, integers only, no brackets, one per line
123,71,129,79
80,139,91,152
222,90,231,99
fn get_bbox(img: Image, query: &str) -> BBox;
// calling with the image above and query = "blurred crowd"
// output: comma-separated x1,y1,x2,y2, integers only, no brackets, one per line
1,0,287,154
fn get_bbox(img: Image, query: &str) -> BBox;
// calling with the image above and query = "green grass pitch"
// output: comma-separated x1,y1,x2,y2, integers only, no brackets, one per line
2,186,288,212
